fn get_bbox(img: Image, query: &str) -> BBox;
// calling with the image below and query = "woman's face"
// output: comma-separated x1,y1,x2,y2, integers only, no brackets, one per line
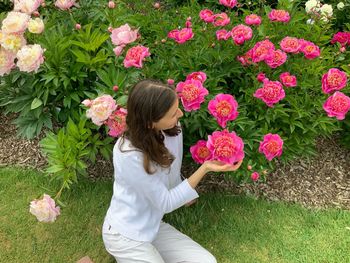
153,99,183,131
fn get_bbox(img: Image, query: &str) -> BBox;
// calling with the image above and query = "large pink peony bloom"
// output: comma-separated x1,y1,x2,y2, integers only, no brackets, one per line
85,95,117,126
123,45,150,68
54,0,76,10
231,24,253,45
321,68,347,94
323,91,350,120
208,94,239,128
199,9,215,23
268,9,290,23
216,29,231,41
219,0,237,8
106,108,127,137
14,0,43,14
207,130,245,164
29,194,60,223
213,13,230,27
299,39,320,59
264,49,287,68
190,140,212,164
245,14,262,26
259,133,283,161
331,32,350,47
254,80,285,107
280,36,300,53
167,28,194,44
250,39,275,63
110,24,138,46
1,11,30,34
16,44,45,73
279,72,297,87
0,48,16,76
186,71,207,83
175,79,208,111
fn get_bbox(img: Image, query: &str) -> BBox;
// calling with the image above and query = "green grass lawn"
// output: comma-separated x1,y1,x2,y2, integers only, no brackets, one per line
1,167,349,263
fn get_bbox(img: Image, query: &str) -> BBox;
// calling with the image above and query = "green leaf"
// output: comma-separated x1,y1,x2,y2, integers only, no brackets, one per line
30,98,43,110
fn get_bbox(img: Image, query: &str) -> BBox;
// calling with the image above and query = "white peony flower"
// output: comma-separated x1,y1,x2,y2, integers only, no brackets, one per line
305,0,321,13
337,2,345,10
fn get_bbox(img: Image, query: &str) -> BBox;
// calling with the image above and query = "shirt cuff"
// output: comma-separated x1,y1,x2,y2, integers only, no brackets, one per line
182,179,199,201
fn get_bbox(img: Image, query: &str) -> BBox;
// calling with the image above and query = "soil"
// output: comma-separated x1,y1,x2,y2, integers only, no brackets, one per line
1,113,349,210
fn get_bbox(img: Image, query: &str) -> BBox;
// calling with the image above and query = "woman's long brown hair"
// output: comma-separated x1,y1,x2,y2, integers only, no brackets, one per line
120,79,181,174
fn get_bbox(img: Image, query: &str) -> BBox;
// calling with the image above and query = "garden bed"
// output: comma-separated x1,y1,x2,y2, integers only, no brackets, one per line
1,113,349,210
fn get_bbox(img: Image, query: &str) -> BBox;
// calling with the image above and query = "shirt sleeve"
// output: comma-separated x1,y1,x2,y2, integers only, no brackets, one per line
120,153,199,214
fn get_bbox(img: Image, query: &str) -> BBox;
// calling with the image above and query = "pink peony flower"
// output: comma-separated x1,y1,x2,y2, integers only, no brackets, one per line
251,172,260,181
106,108,127,137
231,24,253,45
321,68,347,94
250,39,275,63
123,45,150,68
331,32,350,47
299,39,320,59
168,28,194,44
0,48,16,76
323,91,350,120
113,85,119,91
245,14,262,26
199,9,215,23
219,0,237,8
268,9,290,23
13,0,43,14
280,36,300,53
167,79,175,85
237,49,253,66
213,13,230,27
190,140,212,164
29,194,60,223
216,29,231,41
208,94,239,128
257,72,267,82
0,32,27,52
264,49,287,68
75,23,81,30
113,46,124,56
1,11,30,34
207,130,245,164
175,79,208,111
16,44,45,73
111,24,138,46
86,95,117,126
55,0,76,10
186,71,207,83
254,80,285,107
259,133,284,161
279,72,297,87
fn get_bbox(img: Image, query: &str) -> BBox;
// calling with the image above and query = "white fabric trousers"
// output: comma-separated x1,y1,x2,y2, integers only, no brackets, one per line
102,221,217,263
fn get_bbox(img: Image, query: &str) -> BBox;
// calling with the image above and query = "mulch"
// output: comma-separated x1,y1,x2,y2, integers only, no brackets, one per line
1,113,349,210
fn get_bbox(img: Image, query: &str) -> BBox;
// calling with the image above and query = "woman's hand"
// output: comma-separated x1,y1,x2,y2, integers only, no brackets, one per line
202,160,243,173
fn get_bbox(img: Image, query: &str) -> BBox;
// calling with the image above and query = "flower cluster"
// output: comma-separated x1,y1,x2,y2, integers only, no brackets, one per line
29,194,60,223
0,1,46,76
168,17,194,44
82,95,127,137
331,32,350,52
321,68,350,120
305,0,333,22
199,9,230,27
175,71,209,111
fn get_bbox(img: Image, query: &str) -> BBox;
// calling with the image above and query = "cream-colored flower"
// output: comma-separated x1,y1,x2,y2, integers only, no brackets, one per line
305,0,321,13
0,47,16,76
337,2,345,10
1,11,30,34
28,18,44,34
0,31,26,52
16,44,45,73
320,4,333,22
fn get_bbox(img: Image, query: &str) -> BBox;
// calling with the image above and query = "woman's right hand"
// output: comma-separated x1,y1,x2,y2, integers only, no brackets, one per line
202,160,243,173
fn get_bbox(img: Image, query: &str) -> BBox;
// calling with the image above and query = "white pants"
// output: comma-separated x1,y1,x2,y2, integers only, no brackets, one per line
102,221,217,263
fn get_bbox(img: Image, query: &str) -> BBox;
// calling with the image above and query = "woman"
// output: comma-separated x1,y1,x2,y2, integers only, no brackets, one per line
102,79,242,263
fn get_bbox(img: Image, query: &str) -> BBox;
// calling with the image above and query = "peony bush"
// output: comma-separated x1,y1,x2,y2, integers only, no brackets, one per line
1,0,350,209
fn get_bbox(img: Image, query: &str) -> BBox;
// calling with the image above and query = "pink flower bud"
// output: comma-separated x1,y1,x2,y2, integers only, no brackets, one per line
187,17,192,21
340,47,346,53
41,2,46,7
211,43,216,48
82,99,92,107
247,165,252,170
161,39,166,43
75,24,81,30
154,2,160,9
108,1,115,8
108,26,113,32
33,11,40,17
251,172,260,181
185,21,192,28
167,79,175,85
113,85,119,91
